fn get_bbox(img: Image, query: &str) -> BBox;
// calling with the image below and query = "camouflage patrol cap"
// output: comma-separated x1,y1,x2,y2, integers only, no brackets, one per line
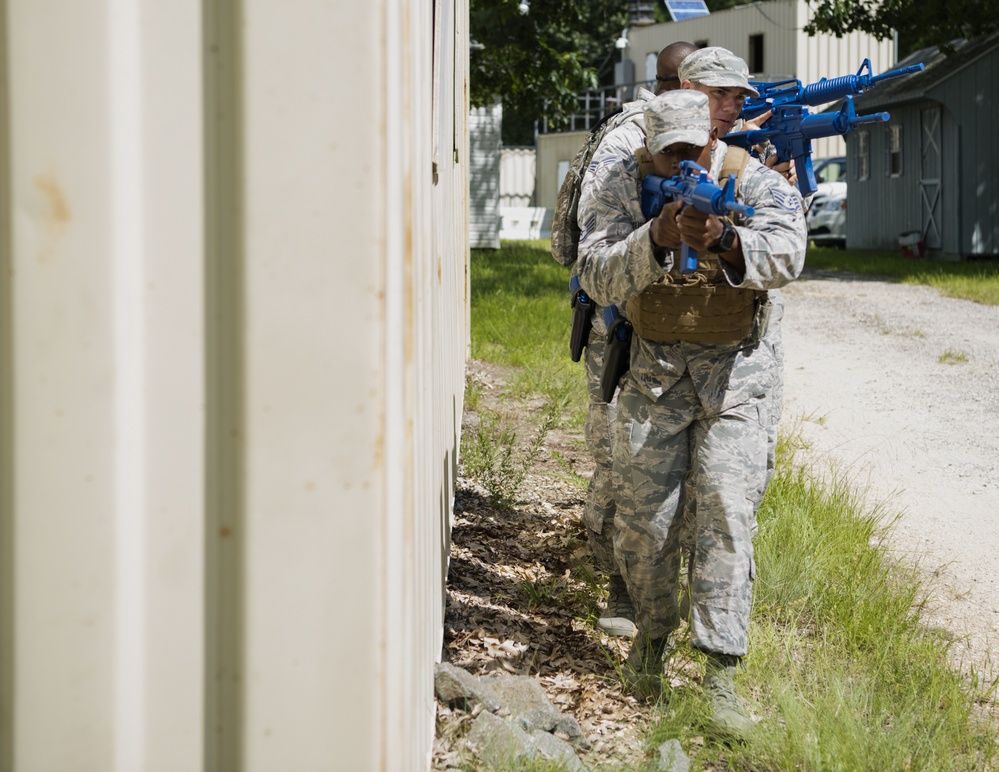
678,46,759,97
644,90,711,155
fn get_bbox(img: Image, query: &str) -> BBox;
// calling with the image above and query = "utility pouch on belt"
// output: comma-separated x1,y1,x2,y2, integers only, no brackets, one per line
599,305,632,403
751,296,773,342
569,275,594,362
628,281,762,344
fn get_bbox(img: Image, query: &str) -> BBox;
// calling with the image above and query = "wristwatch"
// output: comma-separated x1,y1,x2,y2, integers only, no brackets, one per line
709,220,737,254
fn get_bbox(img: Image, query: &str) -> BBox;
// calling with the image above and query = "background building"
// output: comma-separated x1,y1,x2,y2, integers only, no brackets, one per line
846,33,999,257
536,0,896,215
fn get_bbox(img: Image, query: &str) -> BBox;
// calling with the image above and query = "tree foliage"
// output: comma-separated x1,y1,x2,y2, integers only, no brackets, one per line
803,0,999,56
470,0,628,143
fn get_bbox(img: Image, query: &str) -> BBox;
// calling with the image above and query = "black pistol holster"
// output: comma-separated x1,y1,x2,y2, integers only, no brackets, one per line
569,275,594,362
599,306,632,403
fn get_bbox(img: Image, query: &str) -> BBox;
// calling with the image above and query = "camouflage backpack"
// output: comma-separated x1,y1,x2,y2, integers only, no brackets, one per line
550,109,624,267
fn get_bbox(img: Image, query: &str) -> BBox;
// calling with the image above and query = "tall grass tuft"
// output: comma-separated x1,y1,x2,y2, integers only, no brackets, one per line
461,389,568,510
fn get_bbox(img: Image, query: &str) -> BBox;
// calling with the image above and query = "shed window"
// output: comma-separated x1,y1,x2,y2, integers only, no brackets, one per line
885,125,903,177
857,131,869,181
748,34,764,74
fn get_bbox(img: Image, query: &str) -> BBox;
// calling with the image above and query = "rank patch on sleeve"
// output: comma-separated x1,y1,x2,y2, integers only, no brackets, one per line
772,186,801,212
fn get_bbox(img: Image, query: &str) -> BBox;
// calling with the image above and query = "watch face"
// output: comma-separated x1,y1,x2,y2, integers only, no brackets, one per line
721,224,736,250
713,223,735,252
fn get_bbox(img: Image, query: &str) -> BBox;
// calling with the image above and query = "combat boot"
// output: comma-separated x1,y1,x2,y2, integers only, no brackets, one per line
598,573,637,637
623,633,673,697
702,653,755,738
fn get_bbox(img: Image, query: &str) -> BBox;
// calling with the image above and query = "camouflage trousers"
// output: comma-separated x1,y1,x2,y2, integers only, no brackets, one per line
582,309,617,575
676,317,785,554
612,373,768,656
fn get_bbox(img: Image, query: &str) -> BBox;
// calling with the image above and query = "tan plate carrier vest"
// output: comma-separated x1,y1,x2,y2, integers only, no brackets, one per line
629,146,763,344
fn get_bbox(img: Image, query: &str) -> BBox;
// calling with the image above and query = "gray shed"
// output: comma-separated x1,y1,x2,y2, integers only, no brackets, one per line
845,33,999,258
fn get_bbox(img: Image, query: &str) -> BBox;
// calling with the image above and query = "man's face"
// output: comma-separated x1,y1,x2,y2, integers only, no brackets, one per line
650,142,703,178
684,82,748,137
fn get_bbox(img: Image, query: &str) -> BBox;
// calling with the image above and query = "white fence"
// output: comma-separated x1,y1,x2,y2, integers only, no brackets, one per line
0,1,468,770
500,147,536,207
498,147,548,240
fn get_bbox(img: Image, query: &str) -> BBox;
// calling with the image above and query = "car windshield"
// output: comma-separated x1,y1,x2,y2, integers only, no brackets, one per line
816,158,846,184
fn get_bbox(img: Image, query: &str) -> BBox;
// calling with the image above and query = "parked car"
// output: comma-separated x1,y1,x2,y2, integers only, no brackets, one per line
806,156,847,248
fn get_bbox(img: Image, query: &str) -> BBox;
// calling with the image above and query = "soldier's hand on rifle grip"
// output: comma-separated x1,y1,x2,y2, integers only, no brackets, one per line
677,206,722,252
767,155,797,188
650,200,683,251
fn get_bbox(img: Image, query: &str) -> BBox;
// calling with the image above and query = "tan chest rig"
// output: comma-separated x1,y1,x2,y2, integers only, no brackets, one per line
628,146,763,344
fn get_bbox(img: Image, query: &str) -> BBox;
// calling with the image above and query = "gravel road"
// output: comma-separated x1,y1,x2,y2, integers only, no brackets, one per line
779,268,999,672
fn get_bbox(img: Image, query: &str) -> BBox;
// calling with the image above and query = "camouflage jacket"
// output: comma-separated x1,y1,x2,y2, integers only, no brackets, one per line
575,123,807,409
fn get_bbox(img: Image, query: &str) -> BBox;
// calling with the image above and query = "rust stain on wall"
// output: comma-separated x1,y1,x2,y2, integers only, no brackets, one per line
34,174,71,262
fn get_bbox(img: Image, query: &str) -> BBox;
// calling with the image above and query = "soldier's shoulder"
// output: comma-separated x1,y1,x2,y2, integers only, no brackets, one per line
587,123,644,178
595,121,645,156
739,156,804,214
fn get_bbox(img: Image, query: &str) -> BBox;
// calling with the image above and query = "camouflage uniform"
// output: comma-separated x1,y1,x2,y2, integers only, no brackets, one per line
575,93,807,656
579,98,788,575
574,88,655,576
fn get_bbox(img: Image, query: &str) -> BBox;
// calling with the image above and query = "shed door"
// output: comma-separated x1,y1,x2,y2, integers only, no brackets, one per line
920,108,942,249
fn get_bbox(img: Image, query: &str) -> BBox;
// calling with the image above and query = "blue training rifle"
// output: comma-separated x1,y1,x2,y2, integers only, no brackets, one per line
726,58,925,198
740,58,925,122
641,160,755,274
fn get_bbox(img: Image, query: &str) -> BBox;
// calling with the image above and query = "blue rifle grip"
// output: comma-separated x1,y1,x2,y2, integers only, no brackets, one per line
794,154,818,198
679,243,698,274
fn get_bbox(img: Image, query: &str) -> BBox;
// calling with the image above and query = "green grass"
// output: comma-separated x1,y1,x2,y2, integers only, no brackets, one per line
468,240,999,770
939,349,969,365
470,240,589,427
664,433,999,769
806,245,999,305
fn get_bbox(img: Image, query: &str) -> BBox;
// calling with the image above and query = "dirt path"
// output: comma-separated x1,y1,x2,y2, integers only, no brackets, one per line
779,269,999,673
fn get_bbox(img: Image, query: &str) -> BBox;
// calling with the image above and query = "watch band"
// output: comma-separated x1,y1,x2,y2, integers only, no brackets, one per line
709,221,737,254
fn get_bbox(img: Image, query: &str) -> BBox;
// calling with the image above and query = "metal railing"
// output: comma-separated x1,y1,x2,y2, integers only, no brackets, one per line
539,79,656,134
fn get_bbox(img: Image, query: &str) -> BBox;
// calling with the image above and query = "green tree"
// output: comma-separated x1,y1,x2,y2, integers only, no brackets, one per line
803,0,999,56
470,0,628,144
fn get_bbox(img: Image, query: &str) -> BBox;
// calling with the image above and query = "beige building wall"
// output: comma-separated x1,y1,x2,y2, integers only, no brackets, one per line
0,0,468,770
536,131,589,212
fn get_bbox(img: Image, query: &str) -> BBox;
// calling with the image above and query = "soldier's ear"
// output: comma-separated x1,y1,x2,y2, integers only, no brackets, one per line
696,139,713,167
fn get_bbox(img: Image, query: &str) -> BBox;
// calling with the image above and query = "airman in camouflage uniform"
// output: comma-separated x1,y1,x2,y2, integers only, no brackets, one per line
575,42,699,639
576,58,807,735
572,87,650,638
674,48,794,605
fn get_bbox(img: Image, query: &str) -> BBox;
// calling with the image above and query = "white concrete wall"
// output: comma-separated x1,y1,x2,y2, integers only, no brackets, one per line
0,0,468,770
